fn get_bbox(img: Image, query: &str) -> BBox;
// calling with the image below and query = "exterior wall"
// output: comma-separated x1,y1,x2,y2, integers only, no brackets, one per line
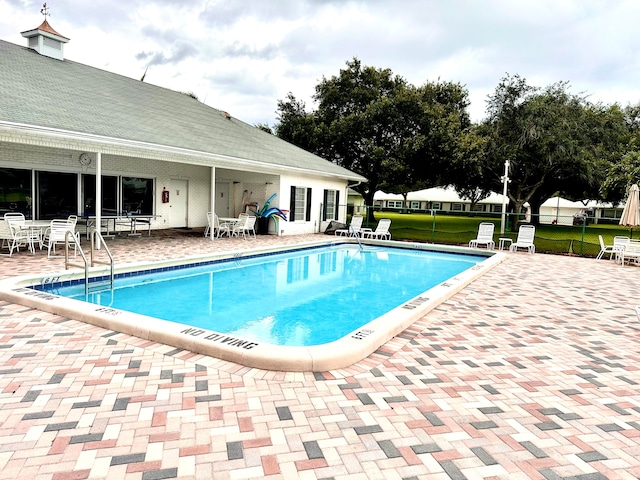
0,142,212,231
1,142,350,236
279,173,348,235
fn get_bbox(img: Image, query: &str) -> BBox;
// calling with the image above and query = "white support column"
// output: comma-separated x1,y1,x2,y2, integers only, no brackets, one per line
95,152,102,249
210,167,216,240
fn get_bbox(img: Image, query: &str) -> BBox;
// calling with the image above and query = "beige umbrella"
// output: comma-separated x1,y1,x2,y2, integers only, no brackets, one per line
619,183,640,238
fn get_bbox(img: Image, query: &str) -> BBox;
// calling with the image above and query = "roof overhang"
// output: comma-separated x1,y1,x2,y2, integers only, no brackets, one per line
0,121,367,182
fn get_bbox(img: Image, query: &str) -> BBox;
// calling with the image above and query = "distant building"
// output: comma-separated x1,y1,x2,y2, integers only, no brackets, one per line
374,187,507,213
539,197,623,225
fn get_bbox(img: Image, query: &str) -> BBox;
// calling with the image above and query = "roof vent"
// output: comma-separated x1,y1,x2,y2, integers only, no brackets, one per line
21,4,69,60
222,111,232,120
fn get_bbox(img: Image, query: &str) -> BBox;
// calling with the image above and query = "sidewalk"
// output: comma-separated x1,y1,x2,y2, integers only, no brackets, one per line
0,231,639,479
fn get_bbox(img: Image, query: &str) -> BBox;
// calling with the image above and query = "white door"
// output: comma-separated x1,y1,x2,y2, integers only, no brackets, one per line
214,182,230,218
169,179,188,228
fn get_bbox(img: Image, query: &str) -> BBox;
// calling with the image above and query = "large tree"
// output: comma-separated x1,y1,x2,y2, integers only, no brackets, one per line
275,58,470,209
600,103,640,203
475,74,627,221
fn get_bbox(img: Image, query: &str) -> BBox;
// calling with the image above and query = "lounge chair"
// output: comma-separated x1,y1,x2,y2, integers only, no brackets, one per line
361,218,392,240
469,222,495,250
335,215,363,237
596,235,625,261
509,224,536,254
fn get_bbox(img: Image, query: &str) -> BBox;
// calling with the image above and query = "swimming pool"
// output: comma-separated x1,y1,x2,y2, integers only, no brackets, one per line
47,245,484,347
0,239,504,371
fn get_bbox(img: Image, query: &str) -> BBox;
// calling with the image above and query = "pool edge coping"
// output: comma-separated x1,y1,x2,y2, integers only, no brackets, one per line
0,240,506,371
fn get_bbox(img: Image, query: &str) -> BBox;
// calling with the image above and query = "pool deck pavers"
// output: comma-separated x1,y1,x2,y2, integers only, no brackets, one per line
0,230,639,479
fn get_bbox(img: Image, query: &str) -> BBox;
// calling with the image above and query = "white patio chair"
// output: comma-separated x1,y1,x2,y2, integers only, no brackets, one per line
42,219,79,258
361,218,392,240
611,236,630,264
596,235,618,261
4,212,25,230
619,239,640,266
469,222,495,250
509,224,536,254
0,219,29,256
204,212,213,237
231,215,256,239
335,215,364,237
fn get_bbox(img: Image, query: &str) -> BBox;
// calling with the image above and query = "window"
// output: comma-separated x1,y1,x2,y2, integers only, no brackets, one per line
388,201,403,208
410,201,420,209
3,169,154,220
451,203,464,211
323,189,339,221
82,174,118,215
471,204,485,212
290,186,311,222
491,204,503,213
122,177,154,214
431,202,441,210
37,171,78,219
0,167,32,219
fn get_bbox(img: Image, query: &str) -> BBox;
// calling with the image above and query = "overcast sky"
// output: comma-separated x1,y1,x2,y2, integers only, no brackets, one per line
2,0,640,128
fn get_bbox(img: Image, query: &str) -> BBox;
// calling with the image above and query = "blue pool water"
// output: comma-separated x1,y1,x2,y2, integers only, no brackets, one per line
46,245,484,346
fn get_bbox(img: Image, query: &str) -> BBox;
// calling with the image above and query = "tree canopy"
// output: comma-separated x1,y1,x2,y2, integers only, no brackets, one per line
274,64,640,216
275,58,470,208
471,74,630,220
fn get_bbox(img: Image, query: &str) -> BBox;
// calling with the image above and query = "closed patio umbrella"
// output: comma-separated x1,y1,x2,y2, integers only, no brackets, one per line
619,183,640,238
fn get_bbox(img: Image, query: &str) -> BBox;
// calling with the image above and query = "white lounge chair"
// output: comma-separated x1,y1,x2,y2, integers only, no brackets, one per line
469,222,495,250
509,224,536,254
362,218,392,240
335,215,363,237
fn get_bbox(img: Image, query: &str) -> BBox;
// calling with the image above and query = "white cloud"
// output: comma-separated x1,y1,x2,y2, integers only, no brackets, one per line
2,0,640,126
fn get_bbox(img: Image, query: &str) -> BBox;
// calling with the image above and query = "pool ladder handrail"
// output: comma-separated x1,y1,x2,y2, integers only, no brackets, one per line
350,225,363,251
64,228,114,295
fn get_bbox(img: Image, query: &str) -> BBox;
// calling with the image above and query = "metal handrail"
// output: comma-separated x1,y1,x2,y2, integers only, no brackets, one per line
350,224,363,251
90,228,114,291
64,229,90,294
63,228,114,295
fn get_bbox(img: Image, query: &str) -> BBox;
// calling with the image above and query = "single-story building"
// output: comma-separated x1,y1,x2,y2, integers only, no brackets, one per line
374,187,507,213
0,20,366,236
539,196,624,225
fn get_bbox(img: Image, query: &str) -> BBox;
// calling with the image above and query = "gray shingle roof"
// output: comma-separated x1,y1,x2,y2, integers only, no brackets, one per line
0,39,366,181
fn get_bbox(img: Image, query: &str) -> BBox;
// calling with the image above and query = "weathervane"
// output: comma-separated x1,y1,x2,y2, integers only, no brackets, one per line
40,3,50,18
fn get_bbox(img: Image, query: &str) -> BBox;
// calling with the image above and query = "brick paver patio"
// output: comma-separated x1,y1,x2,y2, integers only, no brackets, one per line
0,229,639,479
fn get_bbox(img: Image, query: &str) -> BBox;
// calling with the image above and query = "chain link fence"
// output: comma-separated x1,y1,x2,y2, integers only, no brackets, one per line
343,205,636,258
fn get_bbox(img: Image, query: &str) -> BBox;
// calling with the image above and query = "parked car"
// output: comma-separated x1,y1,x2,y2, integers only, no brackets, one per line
572,211,593,225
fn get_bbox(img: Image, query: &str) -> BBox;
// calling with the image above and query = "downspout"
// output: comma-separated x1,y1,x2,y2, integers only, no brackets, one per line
347,181,362,220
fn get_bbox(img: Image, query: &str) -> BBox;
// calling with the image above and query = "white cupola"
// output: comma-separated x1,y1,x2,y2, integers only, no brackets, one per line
21,19,69,61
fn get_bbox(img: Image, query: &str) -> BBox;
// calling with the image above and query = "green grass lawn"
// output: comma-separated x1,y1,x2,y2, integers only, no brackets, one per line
361,211,636,257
